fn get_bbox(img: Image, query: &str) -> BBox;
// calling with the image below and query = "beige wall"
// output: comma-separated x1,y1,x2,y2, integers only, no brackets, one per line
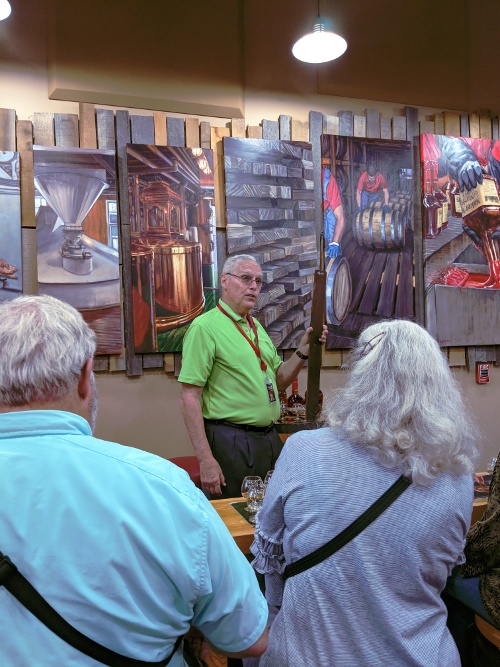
93,366,500,472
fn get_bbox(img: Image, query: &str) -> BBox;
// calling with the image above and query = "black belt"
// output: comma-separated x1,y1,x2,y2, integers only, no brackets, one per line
204,418,276,434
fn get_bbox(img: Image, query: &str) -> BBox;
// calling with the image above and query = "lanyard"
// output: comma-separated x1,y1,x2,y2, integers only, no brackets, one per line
217,302,267,372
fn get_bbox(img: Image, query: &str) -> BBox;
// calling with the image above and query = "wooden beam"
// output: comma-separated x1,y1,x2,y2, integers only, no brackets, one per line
33,112,55,146
16,120,36,229
130,115,154,144
443,112,460,137
79,103,97,149
247,125,263,139
185,117,200,148
433,112,444,135
338,111,353,136
230,118,245,137
404,106,419,141
166,117,185,147
366,108,380,138
460,114,470,137
115,110,143,376
291,119,309,141
392,116,406,140
469,113,480,138
200,121,211,149
54,113,79,147
323,114,339,135
0,108,16,150
153,112,167,146
380,117,391,139
21,227,38,295
419,120,435,134
211,126,230,228
479,113,492,140
96,109,115,150
353,115,366,138
279,115,291,140
262,119,279,140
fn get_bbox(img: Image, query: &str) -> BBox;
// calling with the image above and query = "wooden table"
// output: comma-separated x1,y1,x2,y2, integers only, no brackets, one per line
210,497,255,555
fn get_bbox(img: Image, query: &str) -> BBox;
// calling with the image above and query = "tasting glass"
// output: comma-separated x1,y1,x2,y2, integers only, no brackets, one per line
241,475,263,499
246,482,265,515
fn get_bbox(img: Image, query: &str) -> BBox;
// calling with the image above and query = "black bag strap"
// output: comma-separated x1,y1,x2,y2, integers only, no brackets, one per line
0,552,182,666
284,474,411,580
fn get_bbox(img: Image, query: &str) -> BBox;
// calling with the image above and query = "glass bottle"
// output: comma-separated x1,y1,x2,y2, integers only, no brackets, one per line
287,377,306,422
305,388,324,418
422,168,441,238
450,180,462,218
278,391,288,422
460,174,500,287
433,176,448,230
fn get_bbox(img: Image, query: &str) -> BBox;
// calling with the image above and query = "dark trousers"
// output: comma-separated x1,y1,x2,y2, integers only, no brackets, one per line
204,420,283,498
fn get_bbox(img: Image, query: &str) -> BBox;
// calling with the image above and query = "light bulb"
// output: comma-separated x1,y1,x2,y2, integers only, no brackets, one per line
292,21,347,64
0,1,11,21
198,158,208,171
191,148,203,157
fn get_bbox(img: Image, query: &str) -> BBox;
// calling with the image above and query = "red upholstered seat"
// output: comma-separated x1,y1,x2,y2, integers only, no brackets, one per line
168,456,201,489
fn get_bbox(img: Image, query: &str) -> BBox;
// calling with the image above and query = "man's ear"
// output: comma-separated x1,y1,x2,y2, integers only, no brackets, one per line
77,359,93,401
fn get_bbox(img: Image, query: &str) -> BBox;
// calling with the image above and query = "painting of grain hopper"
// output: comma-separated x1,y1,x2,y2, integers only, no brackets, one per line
321,135,414,348
126,145,217,353
0,151,22,301
34,146,122,354
421,134,500,345
224,137,318,349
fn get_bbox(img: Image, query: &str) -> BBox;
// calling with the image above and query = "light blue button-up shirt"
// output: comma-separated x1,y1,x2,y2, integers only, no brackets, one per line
0,410,267,666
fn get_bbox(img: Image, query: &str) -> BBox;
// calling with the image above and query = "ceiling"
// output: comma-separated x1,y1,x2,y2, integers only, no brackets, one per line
3,0,500,116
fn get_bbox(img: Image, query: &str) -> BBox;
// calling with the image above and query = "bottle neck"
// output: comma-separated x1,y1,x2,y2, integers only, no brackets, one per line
291,378,299,394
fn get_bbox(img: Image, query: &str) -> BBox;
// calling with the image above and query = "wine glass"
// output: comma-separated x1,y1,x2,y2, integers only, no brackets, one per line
264,470,274,486
241,475,263,499
246,482,265,515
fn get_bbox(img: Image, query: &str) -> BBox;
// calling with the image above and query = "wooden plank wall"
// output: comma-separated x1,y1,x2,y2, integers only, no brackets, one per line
1,104,497,375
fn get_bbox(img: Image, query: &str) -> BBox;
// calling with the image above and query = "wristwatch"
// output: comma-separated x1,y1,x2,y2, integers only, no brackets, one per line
295,349,308,360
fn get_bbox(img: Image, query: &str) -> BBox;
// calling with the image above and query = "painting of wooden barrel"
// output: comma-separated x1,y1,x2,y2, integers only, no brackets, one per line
352,208,405,250
325,256,352,325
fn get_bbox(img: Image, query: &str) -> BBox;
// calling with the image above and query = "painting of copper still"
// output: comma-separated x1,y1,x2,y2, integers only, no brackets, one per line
0,151,22,301
34,146,122,354
126,145,217,353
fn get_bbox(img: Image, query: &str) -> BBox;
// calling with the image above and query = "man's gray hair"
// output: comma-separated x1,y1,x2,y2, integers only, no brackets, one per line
0,295,96,407
221,254,260,275
325,319,479,485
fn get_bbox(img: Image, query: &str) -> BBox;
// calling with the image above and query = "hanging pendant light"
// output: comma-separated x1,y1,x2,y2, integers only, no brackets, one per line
292,1,347,64
0,0,11,21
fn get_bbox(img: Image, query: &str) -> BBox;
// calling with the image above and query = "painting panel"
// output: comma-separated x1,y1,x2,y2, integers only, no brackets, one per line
34,146,122,354
126,145,217,353
0,151,22,301
223,137,317,349
421,134,500,345
321,135,414,349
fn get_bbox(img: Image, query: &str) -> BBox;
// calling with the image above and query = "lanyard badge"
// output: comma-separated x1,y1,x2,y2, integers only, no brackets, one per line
217,303,276,403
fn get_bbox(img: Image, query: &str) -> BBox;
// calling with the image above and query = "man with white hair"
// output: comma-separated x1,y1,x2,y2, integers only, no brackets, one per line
179,254,327,498
0,295,268,666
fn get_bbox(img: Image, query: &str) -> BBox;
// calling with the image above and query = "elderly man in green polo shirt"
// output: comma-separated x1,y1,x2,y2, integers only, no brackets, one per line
179,253,327,498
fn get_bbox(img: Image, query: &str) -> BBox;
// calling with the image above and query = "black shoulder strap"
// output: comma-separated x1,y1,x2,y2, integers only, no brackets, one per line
284,474,411,580
0,552,182,666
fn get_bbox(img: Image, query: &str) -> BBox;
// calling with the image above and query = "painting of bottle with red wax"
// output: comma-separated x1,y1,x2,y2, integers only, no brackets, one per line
421,134,500,346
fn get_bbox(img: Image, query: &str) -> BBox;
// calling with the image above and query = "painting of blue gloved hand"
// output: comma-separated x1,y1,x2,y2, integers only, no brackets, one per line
326,241,342,259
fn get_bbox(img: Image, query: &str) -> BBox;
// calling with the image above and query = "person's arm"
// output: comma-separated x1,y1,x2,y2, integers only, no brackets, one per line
383,187,389,205
179,383,225,495
275,325,328,391
332,204,345,243
356,188,362,208
203,628,268,658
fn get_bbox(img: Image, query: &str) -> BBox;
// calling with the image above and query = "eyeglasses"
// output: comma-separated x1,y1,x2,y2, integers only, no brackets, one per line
225,273,263,287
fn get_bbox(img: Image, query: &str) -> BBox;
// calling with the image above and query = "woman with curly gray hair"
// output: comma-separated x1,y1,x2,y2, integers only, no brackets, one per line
249,319,479,667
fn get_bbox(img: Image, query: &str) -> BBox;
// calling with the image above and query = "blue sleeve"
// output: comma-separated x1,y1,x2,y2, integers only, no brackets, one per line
192,502,268,653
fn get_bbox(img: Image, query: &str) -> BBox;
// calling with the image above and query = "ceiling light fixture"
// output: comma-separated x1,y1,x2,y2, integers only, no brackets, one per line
292,0,347,64
0,0,11,21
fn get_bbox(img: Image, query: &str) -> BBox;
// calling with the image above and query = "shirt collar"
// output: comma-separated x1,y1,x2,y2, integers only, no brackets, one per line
218,299,249,324
0,410,92,438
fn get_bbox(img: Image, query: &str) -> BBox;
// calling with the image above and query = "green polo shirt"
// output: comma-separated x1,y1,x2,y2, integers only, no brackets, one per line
178,301,282,426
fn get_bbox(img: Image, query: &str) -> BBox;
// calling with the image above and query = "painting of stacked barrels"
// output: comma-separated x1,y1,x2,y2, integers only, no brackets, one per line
321,135,414,348
421,134,500,345
126,145,217,353
0,151,22,301
223,137,318,349
34,146,122,354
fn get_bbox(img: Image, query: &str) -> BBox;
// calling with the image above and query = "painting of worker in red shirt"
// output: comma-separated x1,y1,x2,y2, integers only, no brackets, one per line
321,134,414,349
